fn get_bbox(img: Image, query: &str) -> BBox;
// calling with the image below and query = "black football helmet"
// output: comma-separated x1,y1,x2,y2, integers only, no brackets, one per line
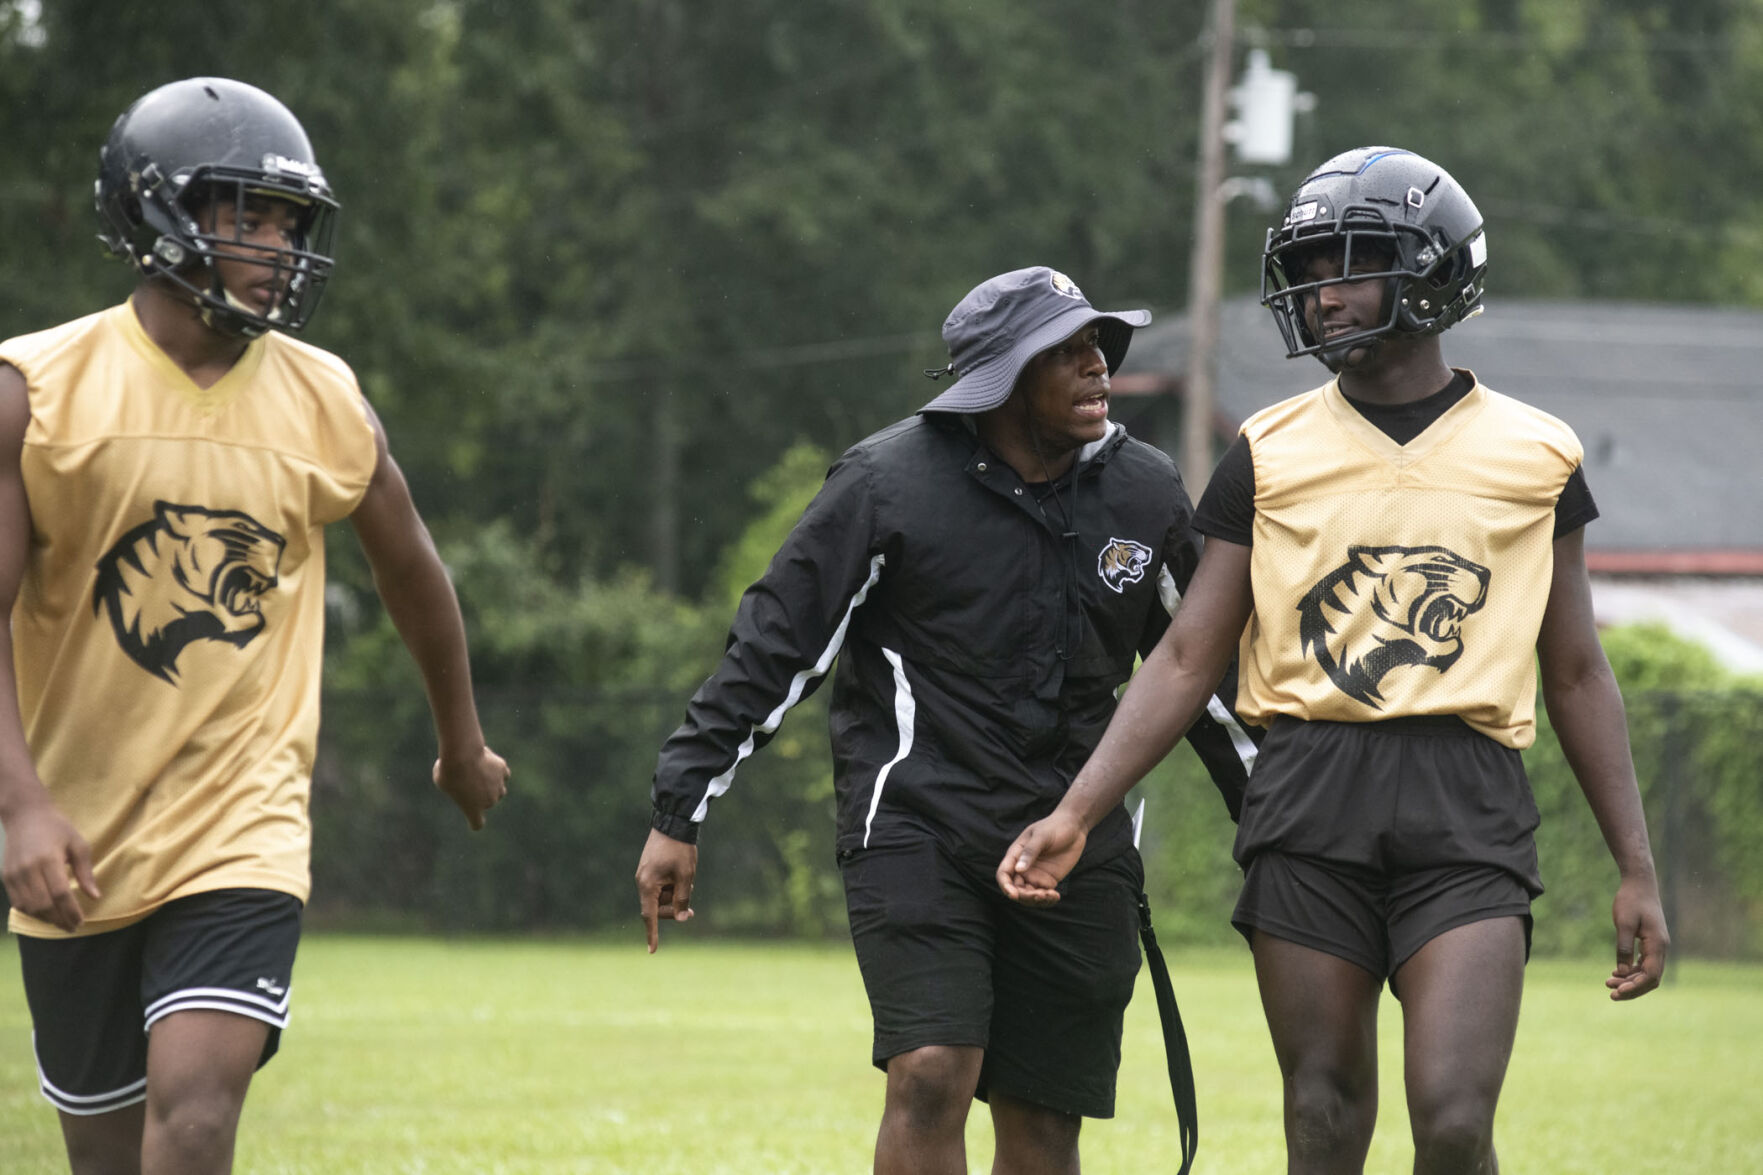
1262,146,1487,370
95,78,339,337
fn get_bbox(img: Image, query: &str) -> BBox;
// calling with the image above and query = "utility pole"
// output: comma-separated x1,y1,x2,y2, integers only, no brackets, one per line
1181,0,1236,494
1182,25,1312,494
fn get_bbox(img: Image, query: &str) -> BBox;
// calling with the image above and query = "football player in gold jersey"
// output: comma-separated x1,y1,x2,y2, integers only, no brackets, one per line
998,148,1667,1174
0,78,509,1175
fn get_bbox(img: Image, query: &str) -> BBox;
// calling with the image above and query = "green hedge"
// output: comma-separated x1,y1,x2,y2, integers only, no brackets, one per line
310,496,1763,960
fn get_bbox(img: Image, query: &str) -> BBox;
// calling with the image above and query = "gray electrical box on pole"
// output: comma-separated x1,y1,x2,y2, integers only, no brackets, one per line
1225,48,1307,167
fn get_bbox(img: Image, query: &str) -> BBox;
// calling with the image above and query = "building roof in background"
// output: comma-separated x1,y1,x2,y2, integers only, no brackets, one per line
1123,297,1763,558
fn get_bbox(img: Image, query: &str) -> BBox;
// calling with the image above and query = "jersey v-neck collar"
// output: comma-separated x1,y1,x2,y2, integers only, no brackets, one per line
1321,369,1483,466
113,301,266,414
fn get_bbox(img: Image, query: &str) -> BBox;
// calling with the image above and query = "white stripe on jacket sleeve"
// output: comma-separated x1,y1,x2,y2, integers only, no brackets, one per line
691,553,887,822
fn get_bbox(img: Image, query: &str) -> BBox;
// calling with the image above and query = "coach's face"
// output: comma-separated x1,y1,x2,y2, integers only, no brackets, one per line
1017,323,1110,455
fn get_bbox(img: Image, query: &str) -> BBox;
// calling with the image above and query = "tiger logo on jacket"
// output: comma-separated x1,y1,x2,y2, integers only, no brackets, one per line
92,501,288,684
1297,544,1490,708
1097,537,1154,594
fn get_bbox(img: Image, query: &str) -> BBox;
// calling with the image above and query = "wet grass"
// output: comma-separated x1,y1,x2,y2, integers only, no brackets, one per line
1,935,1755,1172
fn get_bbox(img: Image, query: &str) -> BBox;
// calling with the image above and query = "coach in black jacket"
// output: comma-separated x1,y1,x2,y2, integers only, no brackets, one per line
637,267,1255,1174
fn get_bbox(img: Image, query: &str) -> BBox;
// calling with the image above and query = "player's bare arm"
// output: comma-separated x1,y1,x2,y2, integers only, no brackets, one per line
0,364,100,931
635,827,697,953
349,402,509,830
999,538,1254,904
1536,526,1669,999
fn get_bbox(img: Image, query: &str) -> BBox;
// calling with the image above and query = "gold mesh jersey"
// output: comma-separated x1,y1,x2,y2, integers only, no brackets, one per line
1235,375,1582,749
1,302,377,938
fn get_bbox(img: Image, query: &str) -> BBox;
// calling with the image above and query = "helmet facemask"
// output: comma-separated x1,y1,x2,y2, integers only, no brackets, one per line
1264,207,1486,372
1264,219,1403,371
133,164,338,338
1262,146,1489,372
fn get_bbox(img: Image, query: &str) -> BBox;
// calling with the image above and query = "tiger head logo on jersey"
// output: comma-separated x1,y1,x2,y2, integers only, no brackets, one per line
1297,544,1490,708
1097,537,1154,594
92,502,288,684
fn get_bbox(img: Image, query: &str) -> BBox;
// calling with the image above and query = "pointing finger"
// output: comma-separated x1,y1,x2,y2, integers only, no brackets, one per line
640,886,661,954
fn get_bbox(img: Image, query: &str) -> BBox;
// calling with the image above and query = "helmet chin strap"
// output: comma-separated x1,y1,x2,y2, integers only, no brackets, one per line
195,289,268,339
1318,334,1380,373
180,261,274,339
1317,275,1396,372
225,285,285,327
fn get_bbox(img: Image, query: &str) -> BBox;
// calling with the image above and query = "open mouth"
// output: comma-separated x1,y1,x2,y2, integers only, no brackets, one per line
216,565,274,622
1074,390,1109,421
1420,596,1470,641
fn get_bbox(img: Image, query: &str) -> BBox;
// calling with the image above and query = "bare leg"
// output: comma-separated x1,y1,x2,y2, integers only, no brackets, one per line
989,1091,1081,1175
874,1044,983,1175
1395,918,1525,1175
1253,931,1383,1175
58,1102,145,1175
139,1010,269,1175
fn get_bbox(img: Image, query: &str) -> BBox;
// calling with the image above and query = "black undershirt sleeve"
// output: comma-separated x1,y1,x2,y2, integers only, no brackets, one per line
1555,465,1598,537
1192,434,1255,546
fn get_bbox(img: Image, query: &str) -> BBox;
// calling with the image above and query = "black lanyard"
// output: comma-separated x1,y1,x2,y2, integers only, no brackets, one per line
1137,892,1198,1175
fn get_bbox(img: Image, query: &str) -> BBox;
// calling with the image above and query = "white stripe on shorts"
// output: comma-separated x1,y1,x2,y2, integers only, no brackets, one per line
144,984,292,1032
33,1031,148,1117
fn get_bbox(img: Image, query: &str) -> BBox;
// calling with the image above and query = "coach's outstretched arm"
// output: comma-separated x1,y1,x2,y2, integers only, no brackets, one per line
998,539,1254,904
640,451,883,952
1536,528,1670,1000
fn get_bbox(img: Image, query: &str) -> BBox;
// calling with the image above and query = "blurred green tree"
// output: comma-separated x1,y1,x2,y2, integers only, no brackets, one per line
6,0,1763,945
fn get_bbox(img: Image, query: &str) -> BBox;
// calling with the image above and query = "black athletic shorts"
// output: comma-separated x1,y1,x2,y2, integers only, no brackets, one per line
1231,716,1541,980
840,835,1143,1119
16,887,302,1116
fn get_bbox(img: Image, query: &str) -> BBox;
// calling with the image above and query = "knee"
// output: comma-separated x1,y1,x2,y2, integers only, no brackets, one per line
147,1091,243,1165
1285,1069,1377,1158
884,1046,979,1133
1410,1100,1496,1169
1407,1063,1499,1165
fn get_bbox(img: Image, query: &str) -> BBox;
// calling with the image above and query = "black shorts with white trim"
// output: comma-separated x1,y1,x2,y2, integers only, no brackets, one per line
17,887,302,1115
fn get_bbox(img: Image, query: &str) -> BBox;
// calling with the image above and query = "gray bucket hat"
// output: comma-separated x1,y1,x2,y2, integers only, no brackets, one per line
921,266,1152,413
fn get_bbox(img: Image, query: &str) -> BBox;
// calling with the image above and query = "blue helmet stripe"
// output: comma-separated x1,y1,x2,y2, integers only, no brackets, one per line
1357,149,1412,173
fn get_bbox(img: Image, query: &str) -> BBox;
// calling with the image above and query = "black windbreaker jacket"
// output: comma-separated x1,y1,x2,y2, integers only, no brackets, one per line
651,413,1260,868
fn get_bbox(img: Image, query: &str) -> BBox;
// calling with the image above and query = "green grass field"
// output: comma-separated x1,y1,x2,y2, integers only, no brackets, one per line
2,935,1758,1173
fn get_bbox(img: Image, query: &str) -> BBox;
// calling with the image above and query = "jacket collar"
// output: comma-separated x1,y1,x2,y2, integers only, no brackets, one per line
932,413,1126,473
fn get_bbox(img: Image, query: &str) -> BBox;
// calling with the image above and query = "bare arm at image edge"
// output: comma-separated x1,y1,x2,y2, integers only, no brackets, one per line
1536,527,1669,999
349,400,509,831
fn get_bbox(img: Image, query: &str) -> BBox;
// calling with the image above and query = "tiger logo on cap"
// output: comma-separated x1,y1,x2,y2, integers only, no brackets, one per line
1049,271,1084,300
